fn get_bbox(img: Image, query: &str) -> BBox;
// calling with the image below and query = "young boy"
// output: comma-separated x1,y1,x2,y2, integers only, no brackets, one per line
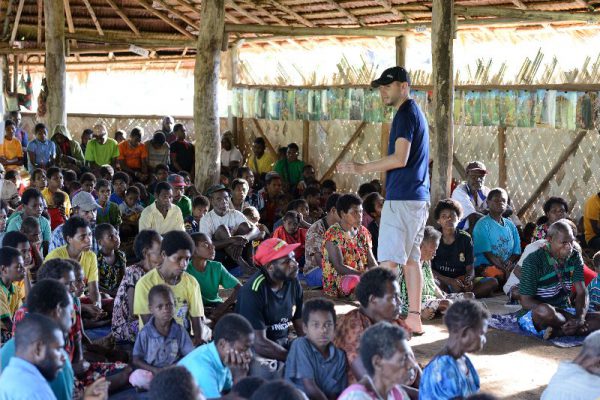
188,233,241,322
110,172,129,206
96,223,126,298
303,187,324,224
133,182,154,207
99,164,114,182
185,195,209,235
363,192,383,255
48,191,67,230
132,284,194,379
284,298,347,399
43,167,71,217
400,226,474,320
96,179,122,227
273,211,307,268
0,247,24,343
148,163,169,195
80,172,97,194
119,186,145,239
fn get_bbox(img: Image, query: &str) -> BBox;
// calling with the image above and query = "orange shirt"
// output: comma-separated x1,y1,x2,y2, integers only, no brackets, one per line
118,141,148,170
0,137,23,171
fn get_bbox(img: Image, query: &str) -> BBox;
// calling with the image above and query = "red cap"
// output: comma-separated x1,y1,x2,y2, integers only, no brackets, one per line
254,238,300,267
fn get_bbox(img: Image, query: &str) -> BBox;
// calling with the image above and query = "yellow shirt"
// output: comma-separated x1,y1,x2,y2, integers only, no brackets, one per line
0,280,24,320
0,137,23,171
133,268,204,329
250,152,276,175
42,188,72,217
45,246,99,283
584,194,600,243
139,203,185,235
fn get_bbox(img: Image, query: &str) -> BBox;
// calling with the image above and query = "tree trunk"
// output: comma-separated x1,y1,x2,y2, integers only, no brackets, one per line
44,0,67,130
194,0,225,192
430,0,454,207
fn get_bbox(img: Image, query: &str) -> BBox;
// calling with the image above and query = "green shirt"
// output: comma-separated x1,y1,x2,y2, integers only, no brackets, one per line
186,260,240,304
97,201,122,226
520,247,584,311
274,159,305,186
84,138,119,166
1,338,75,400
176,195,192,219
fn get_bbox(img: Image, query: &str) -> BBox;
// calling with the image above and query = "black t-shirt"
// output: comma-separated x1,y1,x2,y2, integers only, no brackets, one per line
367,220,379,258
170,140,195,173
432,230,474,278
235,271,303,345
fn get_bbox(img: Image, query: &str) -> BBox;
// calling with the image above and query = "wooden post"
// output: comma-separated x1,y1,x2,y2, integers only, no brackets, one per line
395,35,406,67
194,0,225,192
44,0,67,129
302,120,310,163
498,126,507,188
430,0,454,206
12,55,18,93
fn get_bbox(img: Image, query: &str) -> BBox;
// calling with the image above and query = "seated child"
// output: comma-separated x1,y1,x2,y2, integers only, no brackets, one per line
148,366,205,400
363,192,383,255
132,284,194,383
273,211,307,269
110,172,129,206
133,182,153,207
588,252,600,311
188,233,241,323
420,300,490,399
304,186,324,224
273,199,311,230
80,172,97,195
284,298,347,399
242,206,269,240
0,247,25,344
99,164,114,182
96,224,126,300
185,195,209,235
96,179,122,227
401,226,475,320
119,186,145,239
48,190,67,230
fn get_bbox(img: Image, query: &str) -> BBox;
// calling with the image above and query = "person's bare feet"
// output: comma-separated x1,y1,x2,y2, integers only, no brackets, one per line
406,313,424,334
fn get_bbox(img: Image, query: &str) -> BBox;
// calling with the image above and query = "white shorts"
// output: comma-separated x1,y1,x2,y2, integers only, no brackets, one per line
378,200,429,265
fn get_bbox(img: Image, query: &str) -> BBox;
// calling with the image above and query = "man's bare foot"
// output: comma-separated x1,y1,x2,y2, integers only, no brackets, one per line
405,313,424,334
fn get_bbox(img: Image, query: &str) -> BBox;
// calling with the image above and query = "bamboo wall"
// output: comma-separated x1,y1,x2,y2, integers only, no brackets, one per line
20,113,598,224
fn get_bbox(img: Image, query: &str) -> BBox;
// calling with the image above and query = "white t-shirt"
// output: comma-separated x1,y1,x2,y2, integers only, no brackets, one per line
221,147,243,168
199,209,248,238
542,362,600,400
0,179,18,202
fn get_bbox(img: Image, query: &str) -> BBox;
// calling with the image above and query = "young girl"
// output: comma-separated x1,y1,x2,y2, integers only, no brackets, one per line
96,179,122,227
272,211,307,268
420,300,490,399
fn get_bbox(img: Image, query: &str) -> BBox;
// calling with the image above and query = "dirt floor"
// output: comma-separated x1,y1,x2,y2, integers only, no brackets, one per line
321,293,579,400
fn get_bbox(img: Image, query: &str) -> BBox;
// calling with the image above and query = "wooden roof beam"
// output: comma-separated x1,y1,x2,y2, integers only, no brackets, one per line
9,0,24,45
105,0,141,36
239,0,287,25
455,5,600,23
63,0,75,33
81,0,104,36
36,0,42,46
227,1,266,25
267,0,314,27
225,23,404,36
323,0,364,26
152,0,199,30
371,0,413,23
510,0,527,9
136,0,194,38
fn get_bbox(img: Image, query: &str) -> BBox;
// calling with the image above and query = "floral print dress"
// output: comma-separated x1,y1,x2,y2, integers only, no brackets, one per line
321,223,372,297
111,264,147,342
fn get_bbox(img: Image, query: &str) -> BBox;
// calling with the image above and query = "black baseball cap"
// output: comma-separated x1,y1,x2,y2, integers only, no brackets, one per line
371,66,411,88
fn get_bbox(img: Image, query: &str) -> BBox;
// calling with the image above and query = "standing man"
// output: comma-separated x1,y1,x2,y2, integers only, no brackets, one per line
161,116,176,144
338,66,430,333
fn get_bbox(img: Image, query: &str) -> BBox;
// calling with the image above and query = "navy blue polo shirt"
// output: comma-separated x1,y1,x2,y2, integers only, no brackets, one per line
385,99,430,201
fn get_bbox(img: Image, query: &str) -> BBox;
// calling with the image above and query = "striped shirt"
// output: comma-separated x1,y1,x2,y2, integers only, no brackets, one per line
520,247,584,309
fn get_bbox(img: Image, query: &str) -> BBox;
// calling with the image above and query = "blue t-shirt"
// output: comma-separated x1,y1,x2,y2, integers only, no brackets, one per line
0,357,56,400
385,99,430,201
420,354,480,399
27,139,56,172
178,342,232,398
472,215,521,267
1,338,74,400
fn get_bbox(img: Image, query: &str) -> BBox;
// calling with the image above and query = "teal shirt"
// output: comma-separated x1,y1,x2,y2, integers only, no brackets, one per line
6,212,51,243
186,260,239,304
179,342,232,398
1,338,74,400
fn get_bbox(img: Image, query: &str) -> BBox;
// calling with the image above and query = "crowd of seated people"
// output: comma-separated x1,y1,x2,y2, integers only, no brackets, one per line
1,113,600,400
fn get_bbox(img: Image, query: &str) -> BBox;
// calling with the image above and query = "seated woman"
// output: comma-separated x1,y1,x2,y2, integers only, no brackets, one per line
432,199,498,298
322,194,377,298
472,188,521,285
420,300,490,399
338,322,418,400
532,197,569,241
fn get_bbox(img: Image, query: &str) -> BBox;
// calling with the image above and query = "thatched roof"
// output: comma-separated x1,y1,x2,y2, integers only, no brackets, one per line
2,0,600,69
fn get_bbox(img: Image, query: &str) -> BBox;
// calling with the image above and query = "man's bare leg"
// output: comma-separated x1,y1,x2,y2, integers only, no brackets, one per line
379,260,424,333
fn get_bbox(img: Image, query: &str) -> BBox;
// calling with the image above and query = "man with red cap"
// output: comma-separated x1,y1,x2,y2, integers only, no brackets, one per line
235,238,304,379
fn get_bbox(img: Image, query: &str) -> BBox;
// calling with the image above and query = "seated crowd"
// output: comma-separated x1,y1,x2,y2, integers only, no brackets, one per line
1,113,600,400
